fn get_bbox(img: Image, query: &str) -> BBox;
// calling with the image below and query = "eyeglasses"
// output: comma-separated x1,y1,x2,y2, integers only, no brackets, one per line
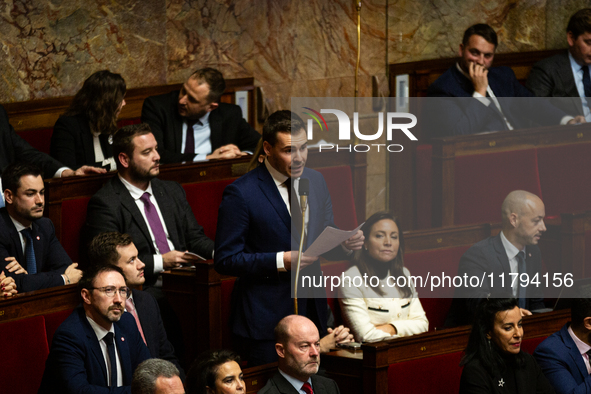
90,286,131,299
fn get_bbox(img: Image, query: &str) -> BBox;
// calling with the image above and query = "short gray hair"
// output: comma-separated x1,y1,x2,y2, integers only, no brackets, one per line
131,359,180,394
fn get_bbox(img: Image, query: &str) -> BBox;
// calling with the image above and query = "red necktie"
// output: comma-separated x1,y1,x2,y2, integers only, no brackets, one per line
126,298,147,345
301,382,314,394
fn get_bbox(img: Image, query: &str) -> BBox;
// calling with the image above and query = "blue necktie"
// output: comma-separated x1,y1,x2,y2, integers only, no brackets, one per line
104,332,117,387
21,229,37,275
516,251,526,309
582,66,591,98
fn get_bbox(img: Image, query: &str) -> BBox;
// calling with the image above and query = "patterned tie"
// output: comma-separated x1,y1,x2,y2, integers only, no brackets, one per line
583,66,591,98
125,298,147,345
104,332,117,387
301,382,314,394
516,251,527,309
139,192,171,254
21,228,37,274
184,120,195,154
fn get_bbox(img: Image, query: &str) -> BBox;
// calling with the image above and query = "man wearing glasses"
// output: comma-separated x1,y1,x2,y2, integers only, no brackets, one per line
39,264,151,393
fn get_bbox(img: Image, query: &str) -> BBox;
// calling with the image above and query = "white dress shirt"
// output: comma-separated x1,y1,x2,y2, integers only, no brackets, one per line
278,369,314,394
568,51,591,122
86,315,123,387
500,230,525,298
181,112,212,162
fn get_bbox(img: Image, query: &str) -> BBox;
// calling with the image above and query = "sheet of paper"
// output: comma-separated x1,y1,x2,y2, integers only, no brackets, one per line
303,222,364,257
184,251,206,261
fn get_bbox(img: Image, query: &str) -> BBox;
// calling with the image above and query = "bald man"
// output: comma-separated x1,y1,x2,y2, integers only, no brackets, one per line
258,315,340,394
444,190,547,327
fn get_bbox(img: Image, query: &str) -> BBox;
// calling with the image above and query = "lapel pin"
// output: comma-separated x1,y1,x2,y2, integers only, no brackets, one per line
528,253,531,258
36,236,40,240
121,337,125,341
498,378,505,387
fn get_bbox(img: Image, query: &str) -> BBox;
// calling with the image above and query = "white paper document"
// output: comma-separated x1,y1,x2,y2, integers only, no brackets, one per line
303,222,364,257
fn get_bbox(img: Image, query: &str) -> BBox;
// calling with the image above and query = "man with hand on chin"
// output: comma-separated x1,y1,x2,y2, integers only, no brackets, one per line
427,23,584,137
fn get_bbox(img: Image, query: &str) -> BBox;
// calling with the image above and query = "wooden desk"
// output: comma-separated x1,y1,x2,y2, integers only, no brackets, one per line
0,284,78,324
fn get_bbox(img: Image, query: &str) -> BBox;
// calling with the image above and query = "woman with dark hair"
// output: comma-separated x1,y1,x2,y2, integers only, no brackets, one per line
338,211,428,342
460,298,555,394
50,70,126,170
186,349,245,394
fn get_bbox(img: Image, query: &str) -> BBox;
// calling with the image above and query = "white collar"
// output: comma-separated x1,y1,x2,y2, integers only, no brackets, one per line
118,174,154,201
278,369,313,393
264,157,290,186
86,314,115,341
500,230,524,260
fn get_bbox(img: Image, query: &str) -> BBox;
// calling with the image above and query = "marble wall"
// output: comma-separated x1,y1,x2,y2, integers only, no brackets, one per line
2,0,591,215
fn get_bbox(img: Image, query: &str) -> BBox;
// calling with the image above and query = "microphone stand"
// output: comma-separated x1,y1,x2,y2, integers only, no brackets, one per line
294,186,308,315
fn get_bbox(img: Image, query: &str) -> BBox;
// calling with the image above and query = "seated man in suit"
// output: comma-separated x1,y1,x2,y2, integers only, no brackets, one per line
88,232,184,379
0,104,106,207
39,264,151,393
534,297,591,394
0,162,82,292
444,190,546,327
259,315,341,394
215,110,361,367
427,23,583,138
527,9,591,121
131,359,184,394
83,123,214,290
141,67,260,164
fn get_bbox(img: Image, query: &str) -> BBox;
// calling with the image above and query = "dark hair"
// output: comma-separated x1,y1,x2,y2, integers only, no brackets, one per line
131,358,180,394
462,23,498,48
262,110,306,147
79,264,126,295
353,211,411,297
88,232,133,268
112,123,153,168
571,297,591,329
1,162,43,193
567,9,591,39
461,298,524,372
186,349,241,394
189,68,226,103
64,70,126,135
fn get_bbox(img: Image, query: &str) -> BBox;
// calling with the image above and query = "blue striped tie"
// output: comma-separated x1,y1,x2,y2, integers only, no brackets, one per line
21,229,37,275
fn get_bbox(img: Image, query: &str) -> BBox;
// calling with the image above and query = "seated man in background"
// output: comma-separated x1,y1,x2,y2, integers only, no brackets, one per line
0,162,81,292
132,359,184,394
0,104,106,207
534,297,591,394
427,23,583,137
444,190,546,327
141,67,260,163
88,232,184,379
259,315,341,394
527,9,591,120
39,264,151,393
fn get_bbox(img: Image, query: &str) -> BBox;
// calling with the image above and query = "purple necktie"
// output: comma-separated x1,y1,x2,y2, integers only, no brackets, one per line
139,192,171,254
184,120,195,154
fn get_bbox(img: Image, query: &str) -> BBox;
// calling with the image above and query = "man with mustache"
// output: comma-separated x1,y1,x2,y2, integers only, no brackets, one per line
259,315,341,394
427,23,583,137
0,162,81,292
141,67,260,164
39,264,151,393
88,232,184,379
445,190,547,327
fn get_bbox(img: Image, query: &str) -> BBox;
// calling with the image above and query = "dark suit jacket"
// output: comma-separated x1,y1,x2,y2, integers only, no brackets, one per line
131,289,184,379
50,114,114,169
0,104,62,178
141,90,261,164
83,176,214,286
426,65,567,137
459,353,555,394
444,233,545,327
534,323,591,394
526,50,585,117
0,208,71,292
214,165,338,341
258,372,340,394
38,307,151,394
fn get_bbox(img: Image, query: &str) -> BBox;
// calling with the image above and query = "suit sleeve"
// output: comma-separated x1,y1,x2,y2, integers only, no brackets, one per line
526,62,555,98
339,284,392,343
228,105,260,152
173,182,214,259
456,246,495,317
214,183,279,277
50,116,80,169
534,340,590,394
0,104,63,178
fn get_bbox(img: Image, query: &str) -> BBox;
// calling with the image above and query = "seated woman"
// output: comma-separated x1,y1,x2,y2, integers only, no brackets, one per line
339,211,428,342
459,298,554,394
186,349,245,394
50,70,126,171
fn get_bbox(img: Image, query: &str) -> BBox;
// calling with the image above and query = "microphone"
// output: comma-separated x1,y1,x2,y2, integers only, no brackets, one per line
294,178,309,315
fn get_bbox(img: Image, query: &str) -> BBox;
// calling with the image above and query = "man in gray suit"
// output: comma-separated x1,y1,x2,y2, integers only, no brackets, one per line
258,315,340,394
527,9,591,120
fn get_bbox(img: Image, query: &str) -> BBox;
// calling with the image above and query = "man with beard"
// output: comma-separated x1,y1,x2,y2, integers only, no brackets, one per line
83,123,214,288
39,264,151,393
141,67,260,164
258,315,341,394
0,162,81,292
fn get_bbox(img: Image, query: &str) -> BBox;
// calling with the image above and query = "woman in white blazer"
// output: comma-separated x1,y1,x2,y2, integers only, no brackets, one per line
339,212,428,342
